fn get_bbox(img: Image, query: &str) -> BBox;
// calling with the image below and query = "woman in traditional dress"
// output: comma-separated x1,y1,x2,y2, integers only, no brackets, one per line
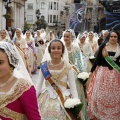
24,31,37,74
62,29,88,120
46,31,55,42
0,42,41,120
0,29,11,42
40,28,47,42
87,31,98,54
34,30,45,69
13,28,30,73
88,30,120,120
36,39,83,120
77,33,93,72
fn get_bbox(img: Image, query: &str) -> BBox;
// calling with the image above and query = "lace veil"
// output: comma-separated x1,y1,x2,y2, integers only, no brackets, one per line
0,29,11,41
0,41,33,83
42,39,69,62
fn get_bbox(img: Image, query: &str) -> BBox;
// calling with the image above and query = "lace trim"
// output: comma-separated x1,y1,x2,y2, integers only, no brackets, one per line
0,79,32,119
115,46,120,58
51,63,72,87
0,107,26,120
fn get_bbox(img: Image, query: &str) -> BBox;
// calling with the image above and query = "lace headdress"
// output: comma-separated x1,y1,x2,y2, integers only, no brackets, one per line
42,39,69,62
0,29,11,41
0,41,33,83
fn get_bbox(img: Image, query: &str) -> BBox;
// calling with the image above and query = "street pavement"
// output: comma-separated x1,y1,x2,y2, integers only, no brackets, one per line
32,69,39,88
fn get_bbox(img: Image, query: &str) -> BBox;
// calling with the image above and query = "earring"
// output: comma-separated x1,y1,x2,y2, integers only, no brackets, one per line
10,67,13,75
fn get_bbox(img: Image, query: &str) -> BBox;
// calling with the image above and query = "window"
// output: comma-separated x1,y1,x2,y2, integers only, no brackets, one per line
28,3,33,9
51,2,53,9
41,2,45,9
50,15,52,23
27,15,33,22
57,15,58,22
48,15,49,23
53,15,56,23
54,2,56,10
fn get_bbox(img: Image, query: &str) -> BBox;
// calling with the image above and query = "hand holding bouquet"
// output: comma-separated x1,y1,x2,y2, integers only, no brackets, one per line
77,72,89,84
64,98,83,120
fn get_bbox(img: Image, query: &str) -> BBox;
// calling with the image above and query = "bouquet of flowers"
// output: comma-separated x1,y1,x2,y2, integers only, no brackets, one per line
64,98,83,119
77,72,89,84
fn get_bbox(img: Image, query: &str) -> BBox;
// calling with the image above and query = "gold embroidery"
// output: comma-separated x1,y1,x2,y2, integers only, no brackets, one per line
0,107,26,120
0,79,32,119
51,63,72,87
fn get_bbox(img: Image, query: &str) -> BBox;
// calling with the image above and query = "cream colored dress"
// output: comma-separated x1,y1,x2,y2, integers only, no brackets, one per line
36,61,79,120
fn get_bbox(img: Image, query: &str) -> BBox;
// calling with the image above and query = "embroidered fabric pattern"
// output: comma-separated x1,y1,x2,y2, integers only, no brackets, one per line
51,63,72,87
38,91,69,120
0,107,26,120
88,66,120,120
0,79,32,119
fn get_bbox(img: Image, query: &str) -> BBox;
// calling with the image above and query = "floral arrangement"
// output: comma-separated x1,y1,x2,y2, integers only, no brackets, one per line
89,56,95,59
64,98,81,108
77,72,89,80
64,98,83,119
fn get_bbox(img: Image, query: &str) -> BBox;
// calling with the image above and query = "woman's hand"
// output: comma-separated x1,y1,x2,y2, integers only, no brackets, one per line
89,72,93,78
102,47,108,58
77,111,84,120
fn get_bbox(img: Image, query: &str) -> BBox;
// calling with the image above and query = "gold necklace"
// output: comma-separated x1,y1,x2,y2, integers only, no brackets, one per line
0,75,14,88
50,60,63,67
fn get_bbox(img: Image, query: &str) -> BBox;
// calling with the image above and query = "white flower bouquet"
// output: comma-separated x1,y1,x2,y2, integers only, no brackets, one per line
64,98,83,119
64,98,81,108
77,72,89,84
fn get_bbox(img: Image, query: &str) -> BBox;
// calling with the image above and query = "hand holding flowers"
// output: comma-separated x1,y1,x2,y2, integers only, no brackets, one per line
77,72,89,84
64,98,83,119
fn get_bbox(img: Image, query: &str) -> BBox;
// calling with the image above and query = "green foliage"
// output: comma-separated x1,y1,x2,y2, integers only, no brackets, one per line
35,17,47,30
24,22,32,30
3,14,11,19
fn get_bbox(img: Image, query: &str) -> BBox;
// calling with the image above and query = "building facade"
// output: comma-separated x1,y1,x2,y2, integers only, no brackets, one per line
25,0,105,33
0,0,26,30
85,0,105,33
25,0,70,34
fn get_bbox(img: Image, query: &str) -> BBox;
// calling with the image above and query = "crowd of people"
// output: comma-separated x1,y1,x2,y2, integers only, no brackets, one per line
0,28,120,120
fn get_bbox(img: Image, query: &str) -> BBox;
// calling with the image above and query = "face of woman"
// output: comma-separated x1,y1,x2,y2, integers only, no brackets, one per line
80,37,86,44
50,42,63,59
109,32,118,45
63,32,71,44
26,32,30,38
0,51,11,79
16,30,20,37
50,32,53,36
37,31,40,36
88,33,93,40
1,30,6,39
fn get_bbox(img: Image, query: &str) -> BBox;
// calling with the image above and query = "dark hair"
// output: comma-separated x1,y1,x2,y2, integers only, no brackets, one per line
99,30,120,52
103,30,120,45
0,48,15,69
97,37,104,46
48,39,65,54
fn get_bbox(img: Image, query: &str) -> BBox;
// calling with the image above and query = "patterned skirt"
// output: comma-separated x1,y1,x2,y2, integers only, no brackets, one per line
38,91,69,120
87,66,120,120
